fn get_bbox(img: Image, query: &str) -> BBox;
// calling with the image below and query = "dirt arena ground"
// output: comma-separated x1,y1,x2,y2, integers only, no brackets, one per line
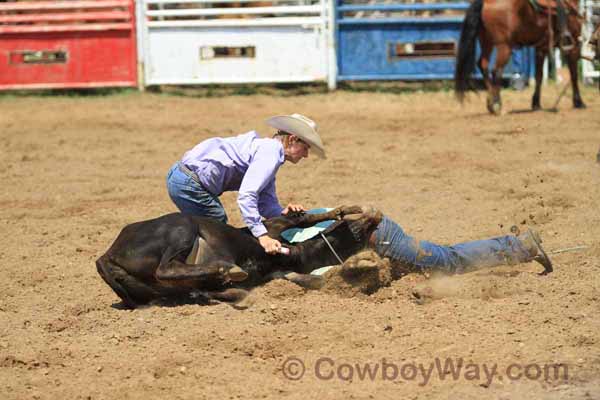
1,86,600,399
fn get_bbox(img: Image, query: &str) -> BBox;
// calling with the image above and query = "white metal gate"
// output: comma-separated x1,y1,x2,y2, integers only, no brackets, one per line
138,0,330,85
581,0,600,84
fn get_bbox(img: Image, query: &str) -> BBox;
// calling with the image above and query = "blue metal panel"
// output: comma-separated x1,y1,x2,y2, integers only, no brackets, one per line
335,1,534,82
338,22,462,79
338,3,469,12
338,18,464,25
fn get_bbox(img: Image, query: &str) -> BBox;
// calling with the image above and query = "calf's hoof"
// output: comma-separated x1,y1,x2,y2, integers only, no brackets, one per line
284,272,324,290
224,266,248,282
264,270,323,290
211,288,249,304
573,99,586,109
338,205,364,219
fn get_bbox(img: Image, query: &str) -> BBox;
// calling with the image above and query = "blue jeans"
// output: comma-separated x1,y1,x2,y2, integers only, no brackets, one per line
166,163,228,223
374,216,532,274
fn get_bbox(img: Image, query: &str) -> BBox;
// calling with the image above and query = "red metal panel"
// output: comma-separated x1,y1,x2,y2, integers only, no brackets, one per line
0,1,131,12
0,11,132,24
0,23,133,34
0,0,137,90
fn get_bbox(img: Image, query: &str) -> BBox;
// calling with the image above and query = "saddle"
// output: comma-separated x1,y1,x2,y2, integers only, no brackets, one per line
528,0,578,15
528,0,578,50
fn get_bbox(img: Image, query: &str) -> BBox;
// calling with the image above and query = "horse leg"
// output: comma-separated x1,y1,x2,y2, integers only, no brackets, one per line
566,46,586,109
561,14,585,108
489,44,511,115
532,47,546,110
477,37,494,113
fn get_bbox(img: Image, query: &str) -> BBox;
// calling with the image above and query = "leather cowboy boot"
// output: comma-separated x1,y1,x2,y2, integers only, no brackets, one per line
517,229,553,274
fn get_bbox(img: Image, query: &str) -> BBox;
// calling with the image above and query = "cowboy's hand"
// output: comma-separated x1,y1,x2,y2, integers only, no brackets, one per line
258,235,282,254
282,203,306,215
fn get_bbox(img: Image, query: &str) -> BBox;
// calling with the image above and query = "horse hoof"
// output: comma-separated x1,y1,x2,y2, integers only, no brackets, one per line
574,100,586,109
491,102,502,115
486,99,502,115
226,266,248,282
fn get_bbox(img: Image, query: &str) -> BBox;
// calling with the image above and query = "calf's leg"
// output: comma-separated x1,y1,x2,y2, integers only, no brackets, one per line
156,259,248,283
266,205,364,238
205,288,250,303
96,255,161,308
265,270,324,290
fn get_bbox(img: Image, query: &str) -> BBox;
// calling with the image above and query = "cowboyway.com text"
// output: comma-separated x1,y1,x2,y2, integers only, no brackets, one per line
281,356,568,386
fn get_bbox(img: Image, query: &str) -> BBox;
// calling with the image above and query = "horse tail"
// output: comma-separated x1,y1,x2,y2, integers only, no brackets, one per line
455,0,483,102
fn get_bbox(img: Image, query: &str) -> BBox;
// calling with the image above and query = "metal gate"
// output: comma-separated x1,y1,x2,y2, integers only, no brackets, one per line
333,0,533,84
0,0,137,90
139,0,330,86
581,0,599,84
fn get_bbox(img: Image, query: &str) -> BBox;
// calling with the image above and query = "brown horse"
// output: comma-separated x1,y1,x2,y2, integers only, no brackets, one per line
455,0,585,114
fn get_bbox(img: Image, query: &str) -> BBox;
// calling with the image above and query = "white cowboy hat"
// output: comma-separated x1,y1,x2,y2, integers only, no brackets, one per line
266,113,326,159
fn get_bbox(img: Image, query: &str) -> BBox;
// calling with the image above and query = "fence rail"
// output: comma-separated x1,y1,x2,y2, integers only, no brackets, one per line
0,0,133,33
581,0,600,83
0,0,137,90
138,0,329,85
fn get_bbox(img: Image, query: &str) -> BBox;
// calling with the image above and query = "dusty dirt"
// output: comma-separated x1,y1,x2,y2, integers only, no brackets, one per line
1,86,600,399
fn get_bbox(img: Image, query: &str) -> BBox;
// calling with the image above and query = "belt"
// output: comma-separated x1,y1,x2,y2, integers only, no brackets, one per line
178,162,202,185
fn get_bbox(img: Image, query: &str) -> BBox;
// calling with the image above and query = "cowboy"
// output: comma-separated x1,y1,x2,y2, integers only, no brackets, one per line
166,114,325,254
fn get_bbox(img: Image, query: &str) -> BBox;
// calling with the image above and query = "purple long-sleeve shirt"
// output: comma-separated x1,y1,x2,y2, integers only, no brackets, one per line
181,131,285,237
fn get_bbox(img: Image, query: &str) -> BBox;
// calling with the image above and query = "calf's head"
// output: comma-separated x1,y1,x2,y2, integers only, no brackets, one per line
290,205,383,273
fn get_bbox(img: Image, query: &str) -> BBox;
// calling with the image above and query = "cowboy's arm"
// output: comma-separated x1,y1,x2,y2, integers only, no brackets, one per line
258,180,284,218
238,143,283,239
